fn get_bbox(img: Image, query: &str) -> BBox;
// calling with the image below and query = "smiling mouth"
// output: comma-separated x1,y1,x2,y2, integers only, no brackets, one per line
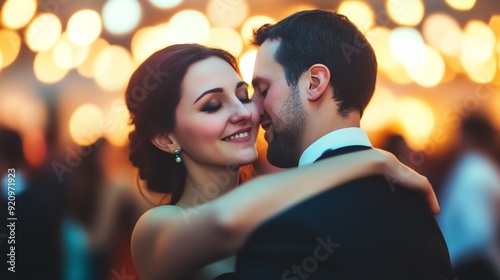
222,131,250,141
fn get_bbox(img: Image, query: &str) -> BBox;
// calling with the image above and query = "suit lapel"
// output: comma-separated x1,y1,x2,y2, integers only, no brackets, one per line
315,145,372,162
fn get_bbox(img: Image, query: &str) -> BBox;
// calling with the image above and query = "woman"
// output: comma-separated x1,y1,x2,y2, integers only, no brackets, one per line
126,44,437,280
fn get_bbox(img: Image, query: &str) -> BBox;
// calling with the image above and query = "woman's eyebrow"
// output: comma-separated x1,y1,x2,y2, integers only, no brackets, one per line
193,88,223,104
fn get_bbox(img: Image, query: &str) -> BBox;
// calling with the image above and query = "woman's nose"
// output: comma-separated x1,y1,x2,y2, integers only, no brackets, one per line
229,100,252,123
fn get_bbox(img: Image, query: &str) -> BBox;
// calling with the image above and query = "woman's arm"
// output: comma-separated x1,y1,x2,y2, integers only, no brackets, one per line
132,148,437,280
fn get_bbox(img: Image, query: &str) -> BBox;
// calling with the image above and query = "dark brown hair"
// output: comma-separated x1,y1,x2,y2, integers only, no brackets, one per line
125,44,239,205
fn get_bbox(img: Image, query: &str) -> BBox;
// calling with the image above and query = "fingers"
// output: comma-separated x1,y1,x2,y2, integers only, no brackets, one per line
424,179,441,215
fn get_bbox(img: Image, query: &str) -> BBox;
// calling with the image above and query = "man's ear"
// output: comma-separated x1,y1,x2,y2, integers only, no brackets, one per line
150,132,178,154
306,64,330,102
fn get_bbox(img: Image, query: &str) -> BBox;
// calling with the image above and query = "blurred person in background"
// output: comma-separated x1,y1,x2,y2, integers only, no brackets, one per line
437,113,500,279
126,43,438,280
0,125,63,280
63,138,142,280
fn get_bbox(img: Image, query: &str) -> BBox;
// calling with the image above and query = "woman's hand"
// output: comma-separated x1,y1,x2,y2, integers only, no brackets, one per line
376,148,440,214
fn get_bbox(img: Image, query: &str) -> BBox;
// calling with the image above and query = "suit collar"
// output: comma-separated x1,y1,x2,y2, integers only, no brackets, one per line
298,127,372,167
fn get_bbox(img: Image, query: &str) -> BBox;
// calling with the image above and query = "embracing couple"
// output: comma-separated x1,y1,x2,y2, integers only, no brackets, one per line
127,9,453,280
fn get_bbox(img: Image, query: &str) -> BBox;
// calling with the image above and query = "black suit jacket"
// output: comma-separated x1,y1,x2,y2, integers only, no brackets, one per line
233,146,454,280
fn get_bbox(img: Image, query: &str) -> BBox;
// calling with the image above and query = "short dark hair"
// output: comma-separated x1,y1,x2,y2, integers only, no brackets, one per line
252,9,377,116
125,44,239,205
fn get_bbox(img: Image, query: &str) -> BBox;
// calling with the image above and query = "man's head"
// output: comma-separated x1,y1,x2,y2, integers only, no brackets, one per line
251,9,378,167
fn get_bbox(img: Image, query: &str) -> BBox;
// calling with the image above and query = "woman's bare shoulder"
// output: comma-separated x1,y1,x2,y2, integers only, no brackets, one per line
131,205,186,278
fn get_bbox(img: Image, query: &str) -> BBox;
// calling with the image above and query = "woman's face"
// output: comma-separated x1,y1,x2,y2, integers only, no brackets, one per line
173,56,259,168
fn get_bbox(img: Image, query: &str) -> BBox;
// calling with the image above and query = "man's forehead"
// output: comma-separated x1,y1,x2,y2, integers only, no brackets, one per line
253,39,281,81
257,39,280,59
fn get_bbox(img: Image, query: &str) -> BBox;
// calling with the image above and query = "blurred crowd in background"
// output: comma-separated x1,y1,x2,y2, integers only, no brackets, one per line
0,0,499,279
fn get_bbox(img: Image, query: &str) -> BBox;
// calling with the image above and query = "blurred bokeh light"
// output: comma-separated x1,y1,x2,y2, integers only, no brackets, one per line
25,13,62,52
445,0,476,11
206,0,249,28
398,97,436,149
1,0,37,29
241,15,276,44
166,10,211,44
239,49,257,84
337,1,374,32
0,29,21,69
69,104,104,146
67,9,102,46
102,0,141,35
93,45,135,91
33,47,69,83
149,0,183,9
207,27,243,57
387,0,425,26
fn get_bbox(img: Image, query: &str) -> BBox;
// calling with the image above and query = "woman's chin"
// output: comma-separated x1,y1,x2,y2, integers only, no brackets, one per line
233,149,259,166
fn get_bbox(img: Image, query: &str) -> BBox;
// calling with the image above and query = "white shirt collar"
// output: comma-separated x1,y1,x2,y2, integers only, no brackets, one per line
298,127,372,167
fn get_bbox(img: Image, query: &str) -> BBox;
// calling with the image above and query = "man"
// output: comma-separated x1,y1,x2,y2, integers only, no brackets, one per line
235,10,454,279
437,114,500,279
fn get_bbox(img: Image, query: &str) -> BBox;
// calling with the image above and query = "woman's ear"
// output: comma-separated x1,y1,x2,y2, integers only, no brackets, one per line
307,64,331,102
150,132,178,154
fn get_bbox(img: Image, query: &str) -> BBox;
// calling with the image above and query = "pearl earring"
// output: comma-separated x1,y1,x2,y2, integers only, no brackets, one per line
174,149,182,163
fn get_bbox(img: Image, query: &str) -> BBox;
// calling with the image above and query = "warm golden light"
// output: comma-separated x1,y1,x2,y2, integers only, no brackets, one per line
150,0,183,9
406,46,445,87
390,27,426,67
282,4,317,18
33,48,69,83
25,13,62,52
69,104,104,146
67,9,102,46
463,55,497,84
77,38,110,78
103,0,141,35
489,15,500,40
366,26,400,72
53,33,89,70
461,20,495,64
361,86,399,132
398,97,435,149
206,0,249,28
0,29,21,69
387,0,425,26
165,10,211,44
385,64,413,84
131,24,170,64
94,45,135,92
445,0,476,11
241,15,276,43
239,50,257,84
338,1,375,32
1,0,37,29
207,27,243,57
103,99,134,147
422,13,462,57
491,16,500,58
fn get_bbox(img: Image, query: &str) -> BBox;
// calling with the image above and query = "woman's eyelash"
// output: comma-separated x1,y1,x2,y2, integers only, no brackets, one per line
261,88,269,97
201,103,222,112
239,98,252,103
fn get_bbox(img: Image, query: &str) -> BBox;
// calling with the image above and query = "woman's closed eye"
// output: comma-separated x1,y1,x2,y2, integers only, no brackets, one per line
201,102,222,113
237,88,252,104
